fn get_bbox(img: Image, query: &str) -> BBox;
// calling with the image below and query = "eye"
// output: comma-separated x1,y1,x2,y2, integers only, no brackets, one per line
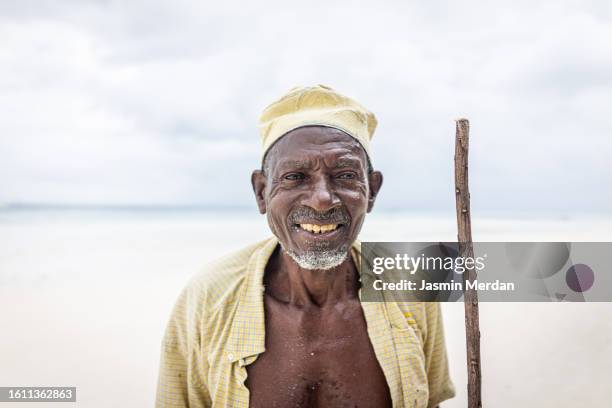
284,172,305,181
336,172,357,180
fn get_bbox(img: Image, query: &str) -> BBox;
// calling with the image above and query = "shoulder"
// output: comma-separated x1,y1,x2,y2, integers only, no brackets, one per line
181,237,274,311
162,237,275,348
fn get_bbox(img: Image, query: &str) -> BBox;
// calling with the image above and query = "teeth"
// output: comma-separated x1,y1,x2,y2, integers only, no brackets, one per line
299,223,339,234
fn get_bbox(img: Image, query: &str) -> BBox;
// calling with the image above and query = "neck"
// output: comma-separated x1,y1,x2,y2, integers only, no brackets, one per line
265,246,360,308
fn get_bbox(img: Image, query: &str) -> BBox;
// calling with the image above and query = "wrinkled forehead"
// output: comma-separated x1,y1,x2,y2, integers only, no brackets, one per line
264,126,370,172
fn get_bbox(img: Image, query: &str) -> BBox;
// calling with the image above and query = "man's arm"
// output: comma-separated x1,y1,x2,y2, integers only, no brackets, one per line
155,284,211,407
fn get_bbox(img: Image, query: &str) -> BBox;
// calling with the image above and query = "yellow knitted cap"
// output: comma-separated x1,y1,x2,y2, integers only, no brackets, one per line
258,85,377,163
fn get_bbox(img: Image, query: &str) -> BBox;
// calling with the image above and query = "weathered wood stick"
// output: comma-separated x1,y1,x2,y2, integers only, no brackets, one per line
454,118,482,408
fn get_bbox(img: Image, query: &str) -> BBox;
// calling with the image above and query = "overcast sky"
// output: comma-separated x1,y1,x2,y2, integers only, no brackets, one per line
1,0,611,214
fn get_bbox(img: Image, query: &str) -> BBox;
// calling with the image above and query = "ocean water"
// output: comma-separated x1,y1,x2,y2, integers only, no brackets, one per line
1,210,611,407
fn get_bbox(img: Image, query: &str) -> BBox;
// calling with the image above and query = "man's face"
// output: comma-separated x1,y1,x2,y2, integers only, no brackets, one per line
252,126,383,268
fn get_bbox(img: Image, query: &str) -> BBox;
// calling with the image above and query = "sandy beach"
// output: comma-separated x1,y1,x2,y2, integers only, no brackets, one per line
1,211,611,407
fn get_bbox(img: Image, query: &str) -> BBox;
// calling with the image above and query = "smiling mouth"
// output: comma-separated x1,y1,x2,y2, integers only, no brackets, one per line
296,223,343,234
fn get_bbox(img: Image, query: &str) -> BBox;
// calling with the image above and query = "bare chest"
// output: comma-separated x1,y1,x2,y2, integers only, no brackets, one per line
245,297,392,408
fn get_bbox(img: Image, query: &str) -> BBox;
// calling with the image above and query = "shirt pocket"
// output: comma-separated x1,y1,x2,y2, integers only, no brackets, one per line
391,326,429,407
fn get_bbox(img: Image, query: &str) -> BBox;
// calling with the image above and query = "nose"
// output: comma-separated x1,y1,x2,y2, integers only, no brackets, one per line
302,175,342,212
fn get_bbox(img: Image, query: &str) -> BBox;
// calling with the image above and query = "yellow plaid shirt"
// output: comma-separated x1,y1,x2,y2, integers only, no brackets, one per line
156,237,455,407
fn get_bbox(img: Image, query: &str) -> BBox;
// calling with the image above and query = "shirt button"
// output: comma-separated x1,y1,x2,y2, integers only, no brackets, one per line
228,353,234,361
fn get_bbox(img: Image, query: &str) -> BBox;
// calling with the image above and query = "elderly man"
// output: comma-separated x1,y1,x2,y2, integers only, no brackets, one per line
156,85,455,408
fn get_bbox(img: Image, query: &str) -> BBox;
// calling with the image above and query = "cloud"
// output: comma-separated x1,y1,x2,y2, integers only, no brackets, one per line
1,0,611,212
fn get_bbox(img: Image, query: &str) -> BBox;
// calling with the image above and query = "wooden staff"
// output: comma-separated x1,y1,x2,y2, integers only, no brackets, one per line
454,118,482,408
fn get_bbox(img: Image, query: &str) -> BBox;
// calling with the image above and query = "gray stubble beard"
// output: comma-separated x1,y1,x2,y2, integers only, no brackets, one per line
282,244,349,270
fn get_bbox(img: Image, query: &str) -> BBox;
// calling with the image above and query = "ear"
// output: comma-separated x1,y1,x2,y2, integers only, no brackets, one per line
367,170,383,212
251,170,267,214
